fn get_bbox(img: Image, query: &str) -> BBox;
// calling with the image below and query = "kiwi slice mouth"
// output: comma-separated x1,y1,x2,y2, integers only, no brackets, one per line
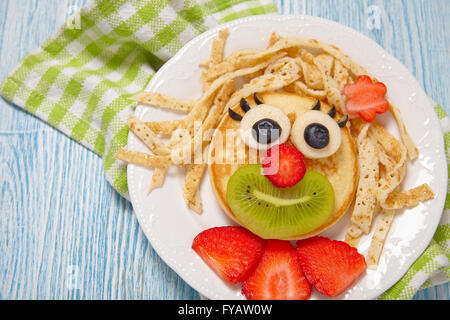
226,164,335,239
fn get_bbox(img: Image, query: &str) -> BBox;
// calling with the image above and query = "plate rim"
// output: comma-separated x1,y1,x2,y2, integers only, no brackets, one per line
127,14,447,300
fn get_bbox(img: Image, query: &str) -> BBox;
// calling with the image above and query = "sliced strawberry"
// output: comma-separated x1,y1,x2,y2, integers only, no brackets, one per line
343,75,389,122
262,144,306,188
296,236,366,297
242,240,311,300
192,226,265,285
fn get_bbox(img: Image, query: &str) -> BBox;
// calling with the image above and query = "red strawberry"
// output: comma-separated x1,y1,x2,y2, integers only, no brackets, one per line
242,240,311,300
192,226,265,285
296,236,366,297
343,75,389,122
262,144,306,188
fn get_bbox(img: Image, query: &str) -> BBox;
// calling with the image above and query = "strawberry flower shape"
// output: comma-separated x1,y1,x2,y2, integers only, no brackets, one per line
343,75,389,122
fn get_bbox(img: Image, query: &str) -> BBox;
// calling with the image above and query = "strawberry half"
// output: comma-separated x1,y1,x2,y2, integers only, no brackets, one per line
192,226,265,285
296,236,367,297
242,240,311,300
343,75,389,122
262,143,306,188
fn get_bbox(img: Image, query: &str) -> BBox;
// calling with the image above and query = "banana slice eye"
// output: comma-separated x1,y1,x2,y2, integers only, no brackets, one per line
239,104,291,150
291,110,342,159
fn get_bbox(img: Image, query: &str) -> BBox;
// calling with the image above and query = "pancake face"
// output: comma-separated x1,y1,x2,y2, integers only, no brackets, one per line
208,92,358,239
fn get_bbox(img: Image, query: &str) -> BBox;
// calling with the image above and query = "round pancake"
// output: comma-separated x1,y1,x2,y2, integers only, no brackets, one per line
208,92,358,240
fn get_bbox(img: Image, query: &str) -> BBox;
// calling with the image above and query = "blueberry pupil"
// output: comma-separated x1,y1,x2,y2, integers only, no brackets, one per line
252,118,281,144
304,123,330,149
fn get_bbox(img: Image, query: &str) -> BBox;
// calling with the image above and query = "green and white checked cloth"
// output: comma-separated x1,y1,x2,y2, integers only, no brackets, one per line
0,0,448,300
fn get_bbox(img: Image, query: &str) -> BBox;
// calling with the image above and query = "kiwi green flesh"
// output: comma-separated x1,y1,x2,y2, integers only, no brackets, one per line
226,164,335,239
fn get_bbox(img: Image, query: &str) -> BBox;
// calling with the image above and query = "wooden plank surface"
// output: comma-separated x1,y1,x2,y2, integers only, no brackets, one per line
0,0,448,300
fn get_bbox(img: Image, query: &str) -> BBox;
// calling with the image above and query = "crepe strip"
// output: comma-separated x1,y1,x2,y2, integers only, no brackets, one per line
264,57,302,76
370,123,408,209
345,224,363,247
144,119,184,136
126,115,175,194
296,48,324,90
180,80,235,209
350,123,379,234
187,185,203,214
313,58,346,113
131,92,195,113
170,79,234,164
345,122,377,246
292,47,346,113
114,149,171,169
367,208,396,268
194,80,235,151
146,167,167,194
333,59,350,90
384,184,435,209
267,32,281,48
200,29,230,90
183,163,207,214
389,104,419,160
285,81,327,99
169,128,193,165
210,29,229,65
224,57,300,110
315,53,334,77
127,115,170,156
201,37,368,84
222,48,261,63
199,29,230,68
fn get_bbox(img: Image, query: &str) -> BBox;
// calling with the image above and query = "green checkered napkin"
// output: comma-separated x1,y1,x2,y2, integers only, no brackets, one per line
0,0,448,299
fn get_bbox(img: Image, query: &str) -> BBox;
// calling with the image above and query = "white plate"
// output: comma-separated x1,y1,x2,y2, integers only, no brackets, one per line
127,15,447,300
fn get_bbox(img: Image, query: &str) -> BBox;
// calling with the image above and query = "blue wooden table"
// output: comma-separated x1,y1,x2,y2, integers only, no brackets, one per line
0,0,448,300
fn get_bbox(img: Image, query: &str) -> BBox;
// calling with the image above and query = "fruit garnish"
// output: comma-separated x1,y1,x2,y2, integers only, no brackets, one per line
254,92,264,105
262,143,306,187
290,110,342,159
192,226,265,285
238,103,291,150
343,75,389,122
226,165,335,239
304,123,330,149
252,118,281,144
242,240,311,300
296,236,367,297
